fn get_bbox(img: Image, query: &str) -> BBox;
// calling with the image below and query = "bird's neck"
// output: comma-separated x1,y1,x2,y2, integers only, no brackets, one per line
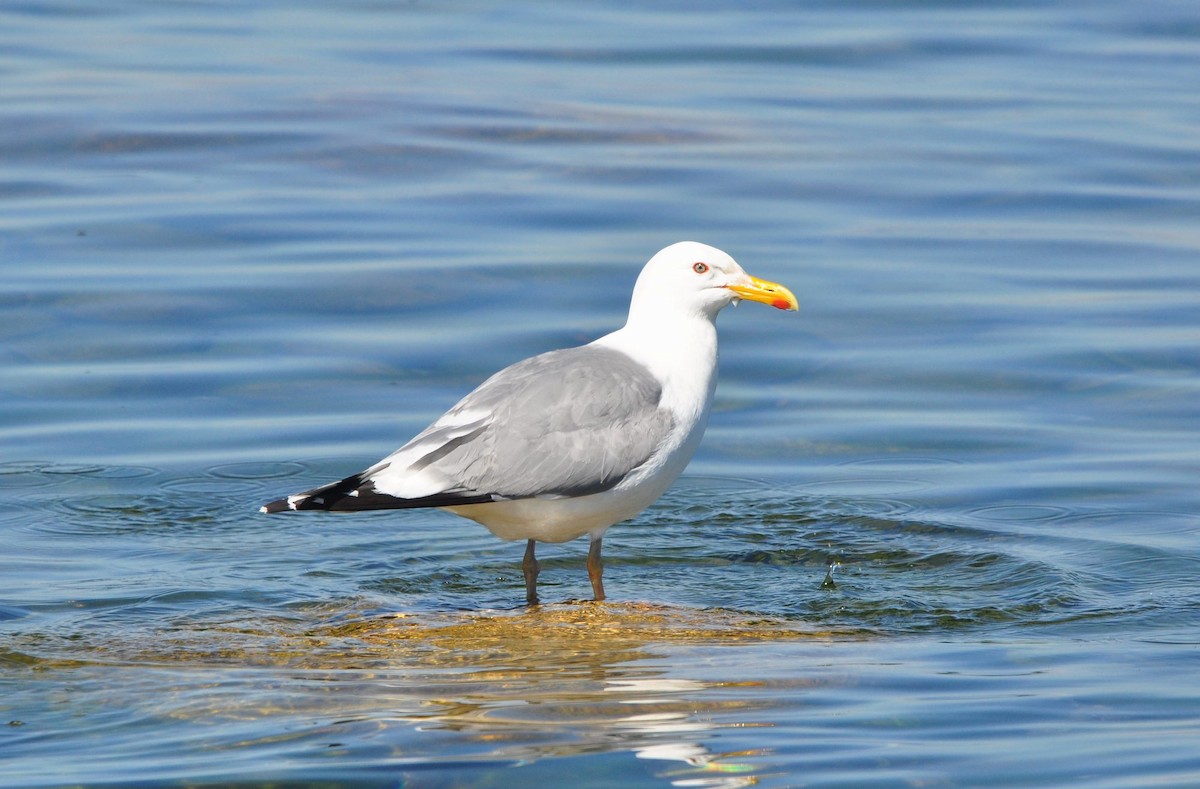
592,310,719,422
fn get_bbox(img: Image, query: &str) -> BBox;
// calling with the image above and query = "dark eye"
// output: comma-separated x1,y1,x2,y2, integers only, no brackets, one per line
692,262,709,274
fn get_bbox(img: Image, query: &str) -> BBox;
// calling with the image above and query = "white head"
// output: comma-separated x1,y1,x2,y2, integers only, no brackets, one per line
627,241,798,324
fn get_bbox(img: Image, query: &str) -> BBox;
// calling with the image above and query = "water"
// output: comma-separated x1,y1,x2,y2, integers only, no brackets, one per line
3,1,1199,786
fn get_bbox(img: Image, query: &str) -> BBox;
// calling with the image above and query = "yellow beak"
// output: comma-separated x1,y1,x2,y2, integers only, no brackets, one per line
727,274,799,312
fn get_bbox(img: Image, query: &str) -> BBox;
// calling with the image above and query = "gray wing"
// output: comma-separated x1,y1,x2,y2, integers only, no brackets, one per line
394,345,675,499
263,345,675,512
468,346,674,498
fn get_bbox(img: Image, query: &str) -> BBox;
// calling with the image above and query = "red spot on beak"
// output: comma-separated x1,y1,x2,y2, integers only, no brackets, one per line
771,298,791,310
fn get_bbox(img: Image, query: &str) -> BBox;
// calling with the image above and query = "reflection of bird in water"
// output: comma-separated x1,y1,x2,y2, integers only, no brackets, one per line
262,242,797,604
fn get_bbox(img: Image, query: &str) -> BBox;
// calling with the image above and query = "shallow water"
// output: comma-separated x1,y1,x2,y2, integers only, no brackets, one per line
3,1,1200,787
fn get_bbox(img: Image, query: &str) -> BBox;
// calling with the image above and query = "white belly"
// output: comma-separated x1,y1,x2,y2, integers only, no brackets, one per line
443,484,663,543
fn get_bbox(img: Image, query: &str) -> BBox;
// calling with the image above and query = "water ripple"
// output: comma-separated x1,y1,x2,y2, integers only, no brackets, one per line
206,460,309,480
44,492,222,536
966,504,1075,524
0,461,159,484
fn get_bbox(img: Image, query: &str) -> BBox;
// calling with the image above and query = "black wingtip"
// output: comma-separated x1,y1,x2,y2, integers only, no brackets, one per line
260,498,292,514
259,479,499,514
258,464,517,515
258,472,370,514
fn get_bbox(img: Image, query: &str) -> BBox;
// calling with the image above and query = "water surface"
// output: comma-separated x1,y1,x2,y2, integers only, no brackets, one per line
3,1,1199,787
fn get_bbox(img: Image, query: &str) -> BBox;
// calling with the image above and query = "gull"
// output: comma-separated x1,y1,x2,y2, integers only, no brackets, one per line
260,242,797,604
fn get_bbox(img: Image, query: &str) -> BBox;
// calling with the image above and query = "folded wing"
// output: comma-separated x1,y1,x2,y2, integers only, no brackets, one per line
261,346,675,513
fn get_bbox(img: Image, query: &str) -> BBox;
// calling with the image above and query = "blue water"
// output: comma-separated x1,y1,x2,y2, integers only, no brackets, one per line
3,2,1200,786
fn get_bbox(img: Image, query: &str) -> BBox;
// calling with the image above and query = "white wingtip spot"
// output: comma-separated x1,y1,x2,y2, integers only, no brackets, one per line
259,505,268,513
